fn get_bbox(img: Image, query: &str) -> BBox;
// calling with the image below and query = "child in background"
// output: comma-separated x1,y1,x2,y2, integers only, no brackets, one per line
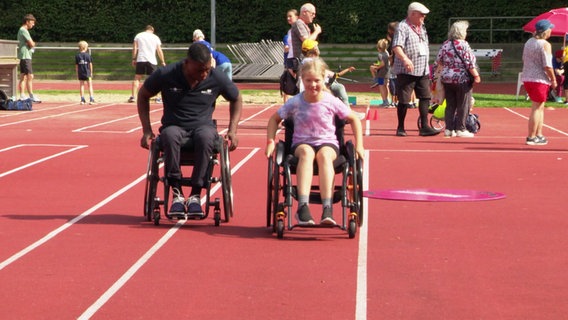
265,58,364,226
300,39,365,119
75,41,95,105
369,38,390,107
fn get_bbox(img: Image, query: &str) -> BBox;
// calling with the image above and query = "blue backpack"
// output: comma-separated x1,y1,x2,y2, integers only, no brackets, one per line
0,90,33,111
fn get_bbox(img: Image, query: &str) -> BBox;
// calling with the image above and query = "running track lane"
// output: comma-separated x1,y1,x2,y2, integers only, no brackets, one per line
2,101,568,318
0,102,370,319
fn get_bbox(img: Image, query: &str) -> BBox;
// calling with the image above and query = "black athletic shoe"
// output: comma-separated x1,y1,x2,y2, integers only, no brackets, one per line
396,129,407,137
419,126,441,136
295,204,315,225
320,206,336,225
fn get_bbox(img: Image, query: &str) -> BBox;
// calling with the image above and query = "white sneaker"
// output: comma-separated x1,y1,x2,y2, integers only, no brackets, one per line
444,129,456,138
456,130,474,138
30,95,41,103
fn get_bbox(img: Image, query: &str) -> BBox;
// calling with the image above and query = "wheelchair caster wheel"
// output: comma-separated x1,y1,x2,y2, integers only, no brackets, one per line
348,219,357,239
214,210,221,226
153,209,160,226
276,219,284,239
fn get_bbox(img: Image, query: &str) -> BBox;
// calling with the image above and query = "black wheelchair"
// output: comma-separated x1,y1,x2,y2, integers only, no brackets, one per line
143,128,233,226
266,118,364,239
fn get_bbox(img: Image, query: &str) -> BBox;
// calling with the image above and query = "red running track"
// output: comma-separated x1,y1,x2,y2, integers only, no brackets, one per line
1,95,567,319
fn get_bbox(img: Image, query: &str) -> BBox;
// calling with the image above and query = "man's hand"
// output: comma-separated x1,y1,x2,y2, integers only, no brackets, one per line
140,131,155,149
226,132,239,151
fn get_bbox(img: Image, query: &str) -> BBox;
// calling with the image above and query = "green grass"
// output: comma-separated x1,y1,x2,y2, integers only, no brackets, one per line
473,93,566,108
36,88,566,109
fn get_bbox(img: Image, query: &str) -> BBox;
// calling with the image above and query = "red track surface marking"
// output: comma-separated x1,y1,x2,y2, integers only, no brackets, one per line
2,82,568,319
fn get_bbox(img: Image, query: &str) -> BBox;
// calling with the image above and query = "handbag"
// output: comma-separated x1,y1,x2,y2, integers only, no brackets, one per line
450,40,476,84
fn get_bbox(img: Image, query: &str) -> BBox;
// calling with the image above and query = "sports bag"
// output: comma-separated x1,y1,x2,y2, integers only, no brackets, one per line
1,98,33,111
279,70,299,96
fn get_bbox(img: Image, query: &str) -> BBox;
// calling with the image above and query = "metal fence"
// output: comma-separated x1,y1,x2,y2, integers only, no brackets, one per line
227,40,284,81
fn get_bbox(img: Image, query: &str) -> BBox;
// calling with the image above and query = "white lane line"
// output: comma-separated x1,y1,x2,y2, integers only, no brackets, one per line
0,144,88,178
504,107,568,136
0,103,78,118
355,150,370,320
0,103,119,128
78,148,260,320
0,173,145,271
73,109,162,133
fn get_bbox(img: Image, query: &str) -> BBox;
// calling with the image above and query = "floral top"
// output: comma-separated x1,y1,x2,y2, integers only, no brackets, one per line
521,37,552,85
436,39,477,84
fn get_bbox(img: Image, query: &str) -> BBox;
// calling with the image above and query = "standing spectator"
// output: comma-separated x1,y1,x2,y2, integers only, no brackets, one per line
392,2,439,137
129,25,166,103
435,20,480,138
282,8,299,102
17,14,40,102
137,43,242,216
192,29,233,81
369,38,391,107
552,49,564,100
563,45,568,104
75,41,95,105
386,21,399,106
288,3,321,72
521,19,556,146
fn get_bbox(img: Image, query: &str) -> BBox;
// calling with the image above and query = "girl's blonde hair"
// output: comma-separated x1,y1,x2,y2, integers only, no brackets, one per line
78,40,89,51
300,57,328,80
376,38,388,52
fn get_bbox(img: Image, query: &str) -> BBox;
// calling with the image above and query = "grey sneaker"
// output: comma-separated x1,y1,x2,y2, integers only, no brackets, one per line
186,195,204,217
320,206,336,225
526,136,548,145
128,96,135,103
295,204,315,225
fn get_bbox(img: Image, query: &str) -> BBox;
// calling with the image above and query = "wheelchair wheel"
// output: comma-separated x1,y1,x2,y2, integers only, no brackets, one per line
144,141,160,222
417,115,445,131
348,220,357,238
220,139,233,223
355,158,364,227
276,219,284,239
266,156,274,227
430,116,445,131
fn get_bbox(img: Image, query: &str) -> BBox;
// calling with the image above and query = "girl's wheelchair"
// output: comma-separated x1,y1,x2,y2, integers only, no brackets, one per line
266,118,364,239
143,132,233,226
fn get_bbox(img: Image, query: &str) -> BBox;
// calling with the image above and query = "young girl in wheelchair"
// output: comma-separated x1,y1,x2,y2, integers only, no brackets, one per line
265,58,364,226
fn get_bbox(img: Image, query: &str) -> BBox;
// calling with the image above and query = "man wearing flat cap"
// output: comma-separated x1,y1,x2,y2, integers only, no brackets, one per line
392,2,440,137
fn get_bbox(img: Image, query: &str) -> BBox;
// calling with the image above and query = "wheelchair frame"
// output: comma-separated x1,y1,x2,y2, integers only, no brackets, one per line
266,118,364,239
143,133,233,226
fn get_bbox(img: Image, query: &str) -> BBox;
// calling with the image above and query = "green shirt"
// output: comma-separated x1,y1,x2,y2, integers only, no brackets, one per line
17,26,33,60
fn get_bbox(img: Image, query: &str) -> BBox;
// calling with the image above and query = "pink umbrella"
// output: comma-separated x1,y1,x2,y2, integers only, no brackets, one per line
523,7,568,37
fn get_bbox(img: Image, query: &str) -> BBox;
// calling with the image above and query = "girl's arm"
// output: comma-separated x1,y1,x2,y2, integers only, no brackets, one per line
265,112,283,157
346,111,364,160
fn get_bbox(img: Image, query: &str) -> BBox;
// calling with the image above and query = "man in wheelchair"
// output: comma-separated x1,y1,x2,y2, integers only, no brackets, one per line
137,43,242,217
265,58,364,226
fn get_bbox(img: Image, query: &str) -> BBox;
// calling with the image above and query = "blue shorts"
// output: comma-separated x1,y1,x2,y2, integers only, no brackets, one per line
374,77,386,85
